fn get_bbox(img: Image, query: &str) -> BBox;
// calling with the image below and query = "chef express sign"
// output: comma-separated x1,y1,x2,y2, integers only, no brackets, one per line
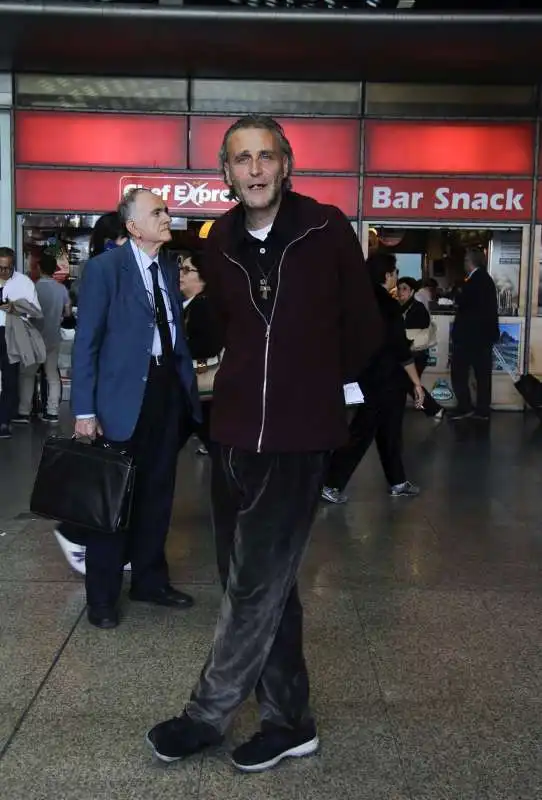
120,175,235,213
363,178,533,221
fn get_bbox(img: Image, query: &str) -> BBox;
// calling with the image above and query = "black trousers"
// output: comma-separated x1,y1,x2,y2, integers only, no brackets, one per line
405,352,442,418
185,446,325,735
326,385,407,491
451,342,493,415
0,328,19,426
84,363,188,609
195,400,212,451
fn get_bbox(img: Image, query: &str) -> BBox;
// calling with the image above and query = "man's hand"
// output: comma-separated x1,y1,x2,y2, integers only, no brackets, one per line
74,417,103,440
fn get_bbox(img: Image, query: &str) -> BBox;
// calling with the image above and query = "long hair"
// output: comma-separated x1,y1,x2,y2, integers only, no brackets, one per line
218,115,294,201
89,212,126,257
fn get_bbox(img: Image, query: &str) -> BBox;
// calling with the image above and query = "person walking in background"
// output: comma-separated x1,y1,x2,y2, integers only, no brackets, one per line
449,247,499,422
180,251,222,455
70,189,200,629
13,251,70,426
397,276,443,420
54,211,128,575
322,253,424,505
0,247,41,440
147,114,382,771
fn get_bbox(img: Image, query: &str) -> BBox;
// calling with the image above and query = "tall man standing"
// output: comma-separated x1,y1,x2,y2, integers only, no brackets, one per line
148,116,383,771
449,247,499,421
72,188,200,629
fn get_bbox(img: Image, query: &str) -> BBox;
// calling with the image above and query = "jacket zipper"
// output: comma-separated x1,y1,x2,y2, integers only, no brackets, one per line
224,219,328,452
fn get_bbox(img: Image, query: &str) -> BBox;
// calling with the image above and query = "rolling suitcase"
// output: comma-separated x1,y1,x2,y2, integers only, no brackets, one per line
493,345,542,421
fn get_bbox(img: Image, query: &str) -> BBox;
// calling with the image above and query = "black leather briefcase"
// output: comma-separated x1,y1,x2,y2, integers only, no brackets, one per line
30,436,135,534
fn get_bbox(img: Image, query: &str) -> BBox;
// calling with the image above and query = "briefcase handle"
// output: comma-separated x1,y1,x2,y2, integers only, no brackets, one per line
70,434,130,457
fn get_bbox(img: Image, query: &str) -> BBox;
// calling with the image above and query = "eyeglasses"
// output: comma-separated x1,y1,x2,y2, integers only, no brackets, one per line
180,265,199,275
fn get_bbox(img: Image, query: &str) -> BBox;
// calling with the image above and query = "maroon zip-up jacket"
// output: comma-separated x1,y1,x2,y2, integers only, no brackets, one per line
204,191,383,453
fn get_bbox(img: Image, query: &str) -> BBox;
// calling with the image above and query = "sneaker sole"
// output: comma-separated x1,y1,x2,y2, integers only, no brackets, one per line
145,732,183,763
321,493,347,505
232,735,320,773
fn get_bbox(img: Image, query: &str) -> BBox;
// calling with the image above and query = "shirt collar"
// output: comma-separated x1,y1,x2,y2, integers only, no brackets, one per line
130,238,158,269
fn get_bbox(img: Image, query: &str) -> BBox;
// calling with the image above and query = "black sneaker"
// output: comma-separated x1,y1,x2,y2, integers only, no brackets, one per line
12,415,30,425
146,712,223,763
0,424,12,440
41,413,59,424
232,722,319,773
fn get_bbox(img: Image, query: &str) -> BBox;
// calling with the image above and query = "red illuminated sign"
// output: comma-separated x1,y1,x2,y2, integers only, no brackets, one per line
15,112,187,169
363,178,533,221
16,170,359,218
189,117,360,172
365,121,534,175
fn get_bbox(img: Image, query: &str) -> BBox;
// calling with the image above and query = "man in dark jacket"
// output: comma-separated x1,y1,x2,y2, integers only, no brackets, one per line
147,115,383,771
450,247,499,421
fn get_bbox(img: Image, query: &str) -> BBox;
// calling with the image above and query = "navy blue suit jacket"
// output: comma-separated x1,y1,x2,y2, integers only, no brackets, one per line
71,240,200,441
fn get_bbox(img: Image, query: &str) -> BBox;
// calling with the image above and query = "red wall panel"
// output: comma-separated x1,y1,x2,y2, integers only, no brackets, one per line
16,169,359,218
189,117,360,172
365,121,534,175
15,112,187,168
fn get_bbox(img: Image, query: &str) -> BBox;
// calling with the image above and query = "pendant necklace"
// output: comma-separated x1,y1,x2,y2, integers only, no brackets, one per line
256,257,279,301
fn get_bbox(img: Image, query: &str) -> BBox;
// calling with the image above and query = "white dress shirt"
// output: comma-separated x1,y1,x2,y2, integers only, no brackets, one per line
130,240,177,355
0,272,41,327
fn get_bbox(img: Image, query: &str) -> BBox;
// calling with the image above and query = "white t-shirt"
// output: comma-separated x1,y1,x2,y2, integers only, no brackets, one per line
0,272,41,327
247,223,273,241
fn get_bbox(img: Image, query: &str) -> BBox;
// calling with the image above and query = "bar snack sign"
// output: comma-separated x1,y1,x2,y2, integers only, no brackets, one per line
363,178,533,221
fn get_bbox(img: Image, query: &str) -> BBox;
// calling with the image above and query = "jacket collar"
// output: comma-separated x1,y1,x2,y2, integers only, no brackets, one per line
212,191,329,257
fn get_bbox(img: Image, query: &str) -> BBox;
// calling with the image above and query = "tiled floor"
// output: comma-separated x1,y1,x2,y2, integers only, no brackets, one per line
1,410,542,799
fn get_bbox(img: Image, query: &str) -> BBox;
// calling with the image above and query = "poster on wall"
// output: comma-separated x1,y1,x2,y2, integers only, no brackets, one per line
493,322,521,373
488,231,521,316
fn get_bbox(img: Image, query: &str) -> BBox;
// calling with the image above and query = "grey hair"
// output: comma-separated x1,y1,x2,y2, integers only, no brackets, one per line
218,115,294,201
117,187,153,229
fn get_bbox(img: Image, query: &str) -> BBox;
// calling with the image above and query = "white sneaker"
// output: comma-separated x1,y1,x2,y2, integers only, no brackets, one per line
54,529,131,574
321,486,348,505
54,529,86,575
389,481,420,497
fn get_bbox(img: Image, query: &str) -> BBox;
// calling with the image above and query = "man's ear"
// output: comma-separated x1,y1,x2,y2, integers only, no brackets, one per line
223,163,232,187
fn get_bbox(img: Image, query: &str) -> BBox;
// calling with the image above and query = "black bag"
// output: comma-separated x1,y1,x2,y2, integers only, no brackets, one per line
30,436,135,534
515,374,542,417
493,345,542,421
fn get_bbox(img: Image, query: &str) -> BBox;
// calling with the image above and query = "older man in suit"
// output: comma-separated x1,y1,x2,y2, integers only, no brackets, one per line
72,188,200,629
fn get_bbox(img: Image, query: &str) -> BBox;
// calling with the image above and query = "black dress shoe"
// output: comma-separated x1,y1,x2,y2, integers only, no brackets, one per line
87,606,119,629
129,585,194,609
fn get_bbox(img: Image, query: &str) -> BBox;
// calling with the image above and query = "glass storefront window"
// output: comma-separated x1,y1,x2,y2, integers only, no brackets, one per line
191,80,361,115
368,225,521,316
16,75,188,112
365,83,537,117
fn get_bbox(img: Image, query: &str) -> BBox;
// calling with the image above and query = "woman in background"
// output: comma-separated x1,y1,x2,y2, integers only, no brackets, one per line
180,251,222,455
54,211,128,575
397,276,444,420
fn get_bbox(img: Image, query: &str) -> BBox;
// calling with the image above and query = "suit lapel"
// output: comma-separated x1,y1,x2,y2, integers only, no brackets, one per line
121,240,153,316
